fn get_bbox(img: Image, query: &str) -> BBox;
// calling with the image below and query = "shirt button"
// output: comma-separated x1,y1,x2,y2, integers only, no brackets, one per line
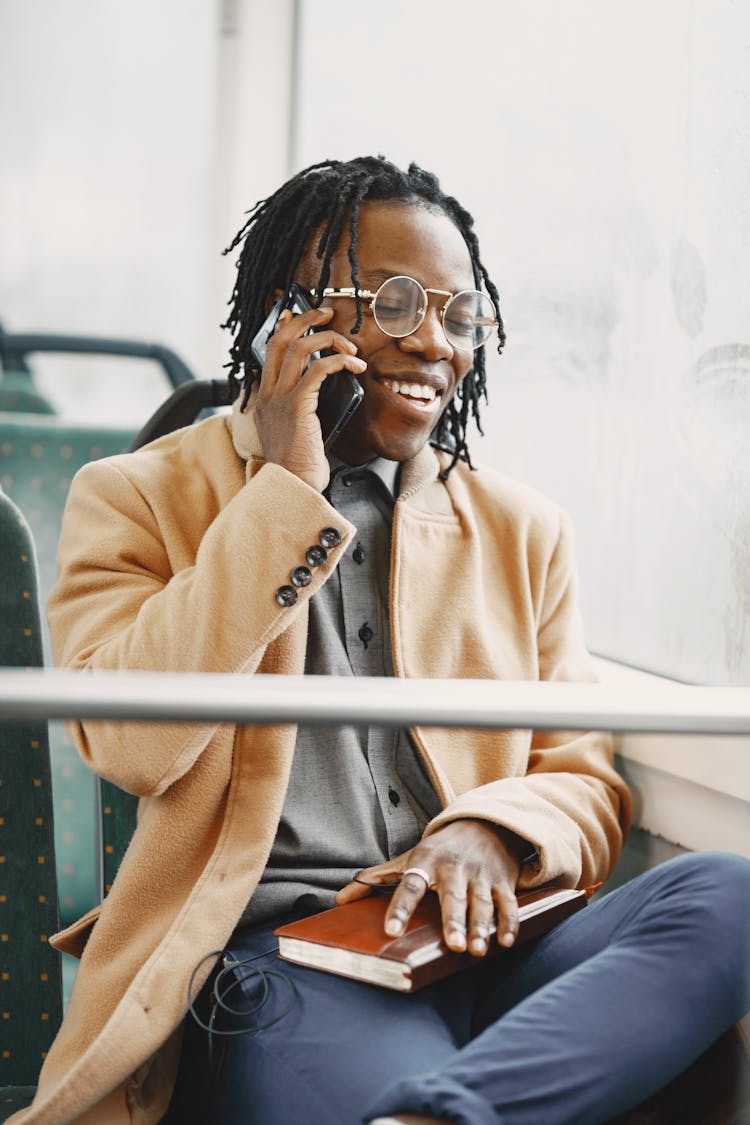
275,585,298,607
319,526,342,548
388,787,401,807
358,622,374,648
290,565,312,588
305,544,328,567
353,542,366,565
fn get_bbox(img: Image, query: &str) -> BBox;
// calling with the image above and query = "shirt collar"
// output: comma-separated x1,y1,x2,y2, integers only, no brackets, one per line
327,454,400,500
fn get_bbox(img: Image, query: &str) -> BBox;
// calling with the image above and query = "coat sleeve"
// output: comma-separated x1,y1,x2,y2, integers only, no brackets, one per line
423,510,632,889
47,454,354,796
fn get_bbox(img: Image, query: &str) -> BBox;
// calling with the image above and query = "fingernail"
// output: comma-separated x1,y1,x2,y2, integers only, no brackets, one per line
385,919,403,936
501,931,515,948
352,357,367,369
449,930,466,950
470,938,487,954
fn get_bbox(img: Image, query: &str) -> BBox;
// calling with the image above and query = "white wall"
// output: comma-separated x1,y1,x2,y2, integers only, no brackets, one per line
0,0,297,421
292,0,750,686
0,0,218,418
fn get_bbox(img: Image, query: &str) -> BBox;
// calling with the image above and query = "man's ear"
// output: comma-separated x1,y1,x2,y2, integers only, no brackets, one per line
264,288,285,316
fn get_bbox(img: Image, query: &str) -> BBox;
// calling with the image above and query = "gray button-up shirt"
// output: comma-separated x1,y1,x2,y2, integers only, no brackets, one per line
241,459,442,927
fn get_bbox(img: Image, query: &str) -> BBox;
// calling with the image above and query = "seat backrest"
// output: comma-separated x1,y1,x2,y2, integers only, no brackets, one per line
0,416,138,926
0,490,138,1089
129,378,231,450
0,490,63,1086
0,338,200,937
0,328,197,395
0,375,219,927
0,415,137,634
0,372,56,415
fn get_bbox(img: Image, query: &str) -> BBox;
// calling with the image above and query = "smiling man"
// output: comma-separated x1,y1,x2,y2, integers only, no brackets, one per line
281,203,482,473
20,157,750,1125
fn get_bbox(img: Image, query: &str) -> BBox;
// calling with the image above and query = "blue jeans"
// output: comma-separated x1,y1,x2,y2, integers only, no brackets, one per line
165,852,750,1124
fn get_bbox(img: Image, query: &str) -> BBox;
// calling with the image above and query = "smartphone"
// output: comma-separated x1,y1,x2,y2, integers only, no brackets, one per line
250,283,364,450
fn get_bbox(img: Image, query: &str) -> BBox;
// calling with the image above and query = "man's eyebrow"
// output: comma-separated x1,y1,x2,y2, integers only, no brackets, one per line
354,268,472,291
356,268,398,286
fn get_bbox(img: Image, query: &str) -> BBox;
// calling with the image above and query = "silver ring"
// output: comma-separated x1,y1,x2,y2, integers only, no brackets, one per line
402,866,433,888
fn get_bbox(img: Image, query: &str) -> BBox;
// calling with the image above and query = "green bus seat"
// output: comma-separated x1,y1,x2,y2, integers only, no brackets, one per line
0,328,196,399
0,489,63,1113
0,373,55,416
0,328,201,931
0,417,137,928
0,489,136,1120
0,415,136,615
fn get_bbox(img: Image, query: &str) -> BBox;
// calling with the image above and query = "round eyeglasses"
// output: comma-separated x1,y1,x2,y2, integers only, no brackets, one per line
311,275,497,351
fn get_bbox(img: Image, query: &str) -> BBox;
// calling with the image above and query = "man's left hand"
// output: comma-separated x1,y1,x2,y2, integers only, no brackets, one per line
335,819,527,957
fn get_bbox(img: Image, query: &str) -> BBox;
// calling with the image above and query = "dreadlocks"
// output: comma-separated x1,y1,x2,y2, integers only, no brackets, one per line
223,155,505,475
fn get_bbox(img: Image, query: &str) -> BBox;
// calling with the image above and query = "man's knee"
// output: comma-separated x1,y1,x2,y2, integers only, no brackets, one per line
659,849,750,908
624,851,749,963
655,851,750,1003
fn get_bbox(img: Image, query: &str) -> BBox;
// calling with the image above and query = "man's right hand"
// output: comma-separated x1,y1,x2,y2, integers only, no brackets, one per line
253,305,367,493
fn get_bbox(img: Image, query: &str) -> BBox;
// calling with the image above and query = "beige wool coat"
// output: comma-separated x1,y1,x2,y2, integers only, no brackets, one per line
13,402,631,1123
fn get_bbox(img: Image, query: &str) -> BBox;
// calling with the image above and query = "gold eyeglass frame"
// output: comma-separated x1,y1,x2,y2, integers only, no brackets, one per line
311,275,497,350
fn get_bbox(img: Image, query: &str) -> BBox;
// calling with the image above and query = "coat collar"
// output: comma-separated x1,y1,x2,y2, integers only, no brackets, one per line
228,391,450,512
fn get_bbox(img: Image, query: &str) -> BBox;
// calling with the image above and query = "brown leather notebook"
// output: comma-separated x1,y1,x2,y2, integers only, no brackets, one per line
274,885,591,992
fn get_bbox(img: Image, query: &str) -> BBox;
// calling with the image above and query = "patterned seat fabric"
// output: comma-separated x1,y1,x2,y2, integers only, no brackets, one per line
0,416,137,927
0,489,63,1108
0,372,56,415
0,1088,36,1122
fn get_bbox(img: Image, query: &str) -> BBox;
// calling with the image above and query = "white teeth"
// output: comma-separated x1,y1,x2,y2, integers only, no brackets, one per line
383,379,437,402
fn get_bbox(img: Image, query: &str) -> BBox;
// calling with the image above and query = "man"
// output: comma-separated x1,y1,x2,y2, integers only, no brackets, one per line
16,156,748,1124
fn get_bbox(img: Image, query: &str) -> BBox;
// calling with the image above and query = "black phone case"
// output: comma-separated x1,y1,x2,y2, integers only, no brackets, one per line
249,284,363,448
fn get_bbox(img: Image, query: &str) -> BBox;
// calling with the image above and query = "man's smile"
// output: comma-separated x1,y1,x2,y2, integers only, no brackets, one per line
378,377,443,409
307,203,475,464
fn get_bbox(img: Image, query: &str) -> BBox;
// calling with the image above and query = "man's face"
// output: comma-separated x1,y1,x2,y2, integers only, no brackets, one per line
299,201,476,464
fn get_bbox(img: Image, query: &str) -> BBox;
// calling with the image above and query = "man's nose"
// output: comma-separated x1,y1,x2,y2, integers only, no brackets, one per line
397,308,453,361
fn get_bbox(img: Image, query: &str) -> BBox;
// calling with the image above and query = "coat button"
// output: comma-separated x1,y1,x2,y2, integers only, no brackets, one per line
291,565,312,588
358,622,373,648
319,526,342,548
353,542,366,565
275,585,298,607
388,786,401,807
305,544,328,567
